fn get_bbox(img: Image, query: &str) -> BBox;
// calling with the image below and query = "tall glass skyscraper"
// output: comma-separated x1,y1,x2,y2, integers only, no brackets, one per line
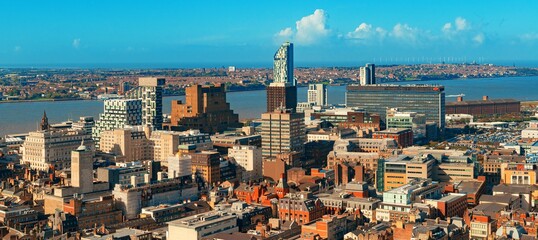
268,42,297,112
346,84,445,131
273,42,294,86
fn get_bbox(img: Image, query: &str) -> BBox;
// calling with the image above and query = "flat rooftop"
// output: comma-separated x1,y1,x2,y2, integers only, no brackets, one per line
167,211,236,229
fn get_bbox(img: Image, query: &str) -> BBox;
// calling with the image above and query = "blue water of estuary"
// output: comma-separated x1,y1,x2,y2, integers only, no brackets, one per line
1,76,538,136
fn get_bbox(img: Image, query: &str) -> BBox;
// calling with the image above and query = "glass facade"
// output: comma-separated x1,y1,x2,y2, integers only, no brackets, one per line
273,42,294,86
346,84,445,131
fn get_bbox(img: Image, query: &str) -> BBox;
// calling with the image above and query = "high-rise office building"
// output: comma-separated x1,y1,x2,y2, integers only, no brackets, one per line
130,77,165,130
346,84,445,131
267,42,297,112
170,84,240,134
266,83,297,112
92,99,142,149
273,42,294,86
261,109,305,158
307,84,327,106
359,63,376,85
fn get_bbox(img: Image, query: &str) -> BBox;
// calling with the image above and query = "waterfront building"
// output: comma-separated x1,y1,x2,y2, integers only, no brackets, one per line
273,42,294,86
267,42,297,112
307,84,327,106
92,99,142,149
261,109,305,158
130,77,165,130
446,96,520,116
359,63,376,85
169,84,240,134
346,84,445,131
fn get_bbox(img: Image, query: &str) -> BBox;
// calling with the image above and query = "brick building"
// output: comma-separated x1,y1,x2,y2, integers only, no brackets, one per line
372,128,413,148
278,192,325,225
446,96,520,116
189,151,221,185
170,84,240,134
63,195,122,230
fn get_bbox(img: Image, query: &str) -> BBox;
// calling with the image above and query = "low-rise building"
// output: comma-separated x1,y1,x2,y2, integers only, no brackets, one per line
300,214,358,240
373,128,413,148
140,201,211,223
278,192,325,225
168,211,239,240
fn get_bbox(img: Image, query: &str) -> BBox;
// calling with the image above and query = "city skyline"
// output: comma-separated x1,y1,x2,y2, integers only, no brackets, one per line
2,0,538,67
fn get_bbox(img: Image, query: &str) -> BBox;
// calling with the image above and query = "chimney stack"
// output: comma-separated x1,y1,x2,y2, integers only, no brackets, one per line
457,96,463,102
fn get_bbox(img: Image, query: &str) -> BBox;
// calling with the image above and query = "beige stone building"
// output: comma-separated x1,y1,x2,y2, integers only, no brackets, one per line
228,145,263,181
22,128,93,171
99,126,151,162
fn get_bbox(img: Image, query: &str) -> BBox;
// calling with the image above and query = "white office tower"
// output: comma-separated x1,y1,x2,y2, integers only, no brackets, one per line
273,42,294,86
228,145,263,181
359,63,376,85
307,84,328,106
92,99,142,149
71,140,94,194
168,154,192,179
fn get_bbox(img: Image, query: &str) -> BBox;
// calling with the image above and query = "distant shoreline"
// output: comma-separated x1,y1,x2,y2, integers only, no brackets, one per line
1,75,537,104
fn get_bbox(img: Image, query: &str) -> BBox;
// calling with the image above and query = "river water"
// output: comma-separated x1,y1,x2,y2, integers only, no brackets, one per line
1,76,537,136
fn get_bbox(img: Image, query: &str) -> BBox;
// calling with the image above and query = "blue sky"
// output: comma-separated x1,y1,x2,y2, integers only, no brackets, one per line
1,0,538,67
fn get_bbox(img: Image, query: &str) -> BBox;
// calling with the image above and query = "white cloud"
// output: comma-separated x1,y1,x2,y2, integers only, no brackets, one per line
376,27,388,38
455,17,469,31
347,23,371,39
277,27,293,38
72,38,81,49
294,9,330,44
473,33,485,44
442,23,452,33
391,23,421,43
345,23,387,44
520,33,538,41
275,9,330,45
442,17,471,35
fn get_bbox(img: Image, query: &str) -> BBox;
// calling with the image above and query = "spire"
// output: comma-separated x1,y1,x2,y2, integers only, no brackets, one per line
40,110,50,131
